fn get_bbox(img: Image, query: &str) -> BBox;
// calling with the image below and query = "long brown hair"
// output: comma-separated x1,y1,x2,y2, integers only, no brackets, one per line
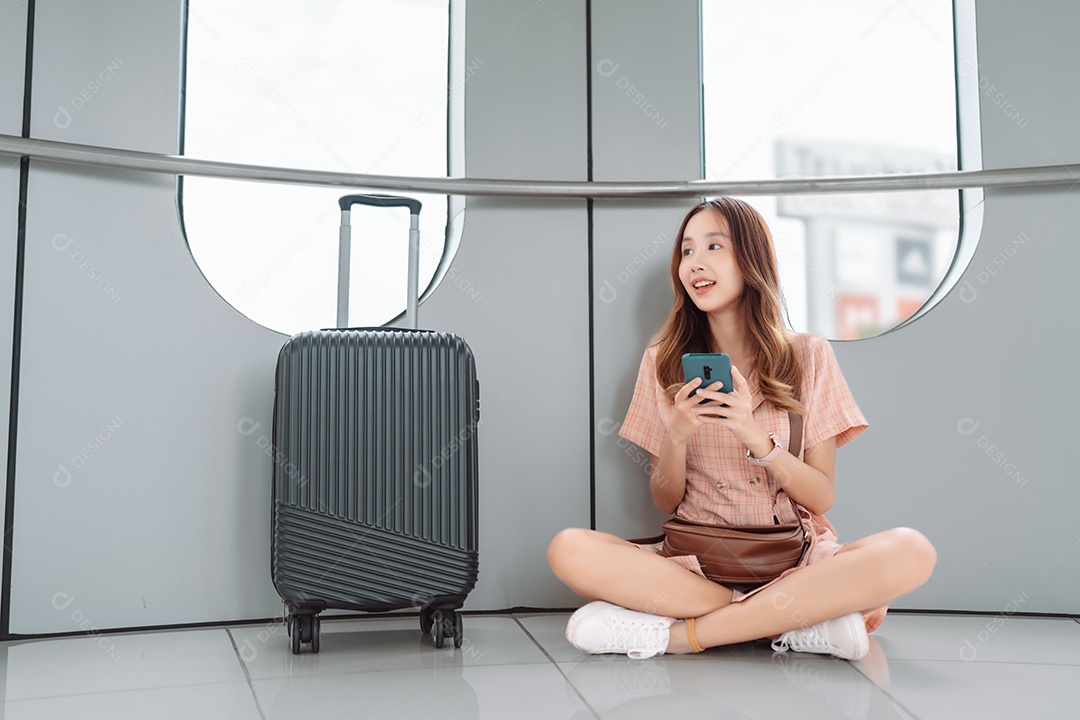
653,198,804,415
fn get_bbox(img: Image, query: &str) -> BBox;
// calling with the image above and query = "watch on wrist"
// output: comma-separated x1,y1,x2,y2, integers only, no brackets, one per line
747,432,783,466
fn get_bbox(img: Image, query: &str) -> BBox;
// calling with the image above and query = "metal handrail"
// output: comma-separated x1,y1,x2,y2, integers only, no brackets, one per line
1,133,1077,198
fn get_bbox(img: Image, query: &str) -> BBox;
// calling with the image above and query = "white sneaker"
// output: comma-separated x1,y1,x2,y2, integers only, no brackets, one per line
565,601,675,659
770,612,870,661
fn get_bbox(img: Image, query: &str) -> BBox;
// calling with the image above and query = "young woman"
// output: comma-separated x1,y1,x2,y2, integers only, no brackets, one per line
547,197,937,660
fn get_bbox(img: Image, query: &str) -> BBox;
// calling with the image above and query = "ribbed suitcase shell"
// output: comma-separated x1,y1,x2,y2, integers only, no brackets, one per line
271,328,479,614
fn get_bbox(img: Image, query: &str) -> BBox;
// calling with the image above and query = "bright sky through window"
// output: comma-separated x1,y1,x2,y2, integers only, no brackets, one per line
183,0,450,334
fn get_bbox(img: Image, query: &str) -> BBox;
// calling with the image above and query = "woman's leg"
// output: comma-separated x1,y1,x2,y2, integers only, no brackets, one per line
666,527,937,653
547,528,734,619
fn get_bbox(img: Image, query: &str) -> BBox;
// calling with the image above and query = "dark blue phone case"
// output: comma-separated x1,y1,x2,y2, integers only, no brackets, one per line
682,353,733,397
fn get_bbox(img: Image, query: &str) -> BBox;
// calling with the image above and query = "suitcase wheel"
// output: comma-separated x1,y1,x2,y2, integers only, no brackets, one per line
429,609,464,649
432,610,447,649
288,613,321,655
289,616,301,655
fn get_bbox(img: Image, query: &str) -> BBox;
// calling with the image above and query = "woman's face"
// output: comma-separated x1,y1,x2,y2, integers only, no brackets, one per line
678,208,745,315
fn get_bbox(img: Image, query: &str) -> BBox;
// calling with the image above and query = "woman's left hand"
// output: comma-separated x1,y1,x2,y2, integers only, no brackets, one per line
691,365,761,447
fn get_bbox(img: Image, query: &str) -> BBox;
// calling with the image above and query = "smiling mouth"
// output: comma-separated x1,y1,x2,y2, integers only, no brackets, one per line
691,281,715,294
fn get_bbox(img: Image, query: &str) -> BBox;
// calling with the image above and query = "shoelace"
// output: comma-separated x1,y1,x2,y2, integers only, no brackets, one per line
610,619,669,659
771,623,830,654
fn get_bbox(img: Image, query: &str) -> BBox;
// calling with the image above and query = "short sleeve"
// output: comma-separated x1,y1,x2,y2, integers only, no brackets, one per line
802,336,868,450
617,346,669,457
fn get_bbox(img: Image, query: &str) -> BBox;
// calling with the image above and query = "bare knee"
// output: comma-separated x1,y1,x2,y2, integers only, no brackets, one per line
546,527,596,580
884,527,937,586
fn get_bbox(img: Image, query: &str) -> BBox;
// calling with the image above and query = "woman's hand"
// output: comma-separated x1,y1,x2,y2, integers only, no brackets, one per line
668,376,726,444
672,366,762,447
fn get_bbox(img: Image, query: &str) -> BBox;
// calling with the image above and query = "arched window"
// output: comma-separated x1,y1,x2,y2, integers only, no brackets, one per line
702,0,977,339
181,0,454,334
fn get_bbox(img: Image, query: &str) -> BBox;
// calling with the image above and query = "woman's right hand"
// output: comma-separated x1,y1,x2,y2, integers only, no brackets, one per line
668,377,726,444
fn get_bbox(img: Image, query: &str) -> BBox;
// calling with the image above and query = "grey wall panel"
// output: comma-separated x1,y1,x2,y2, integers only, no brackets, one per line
593,201,688,540
970,1,1080,170
591,1,703,539
9,0,288,633
414,0,590,608
29,1,181,151
11,163,287,633
0,1,27,625
590,0,702,183
0,1,27,136
462,0,587,181
0,158,17,624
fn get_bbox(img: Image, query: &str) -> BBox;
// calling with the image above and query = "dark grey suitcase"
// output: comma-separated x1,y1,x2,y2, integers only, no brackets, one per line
271,195,480,654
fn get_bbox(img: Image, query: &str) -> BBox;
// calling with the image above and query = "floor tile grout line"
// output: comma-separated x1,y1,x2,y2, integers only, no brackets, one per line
849,661,925,720
868,685,924,720
509,614,563,667
510,614,604,720
225,627,268,720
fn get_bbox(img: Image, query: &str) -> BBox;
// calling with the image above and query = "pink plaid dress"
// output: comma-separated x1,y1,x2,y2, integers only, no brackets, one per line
618,333,887,633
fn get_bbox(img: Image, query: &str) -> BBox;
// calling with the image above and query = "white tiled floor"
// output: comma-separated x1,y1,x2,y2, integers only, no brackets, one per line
0,612,1076,719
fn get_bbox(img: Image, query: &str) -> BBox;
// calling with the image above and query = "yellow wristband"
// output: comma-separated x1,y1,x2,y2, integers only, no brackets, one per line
686,617,705,653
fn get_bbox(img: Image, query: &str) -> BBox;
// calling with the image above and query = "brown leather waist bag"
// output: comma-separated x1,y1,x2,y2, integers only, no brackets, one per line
659,494,809,588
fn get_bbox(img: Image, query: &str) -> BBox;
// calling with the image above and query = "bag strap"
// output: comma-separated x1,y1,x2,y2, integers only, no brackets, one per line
787,411,803,458
781,411,808,531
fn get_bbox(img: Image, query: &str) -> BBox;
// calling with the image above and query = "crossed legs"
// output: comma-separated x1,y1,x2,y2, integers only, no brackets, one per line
547,526,937,653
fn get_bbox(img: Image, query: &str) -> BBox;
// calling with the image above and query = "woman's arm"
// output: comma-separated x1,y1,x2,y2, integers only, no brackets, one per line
645,376,726,515
649,436,688,514
747,431,836,515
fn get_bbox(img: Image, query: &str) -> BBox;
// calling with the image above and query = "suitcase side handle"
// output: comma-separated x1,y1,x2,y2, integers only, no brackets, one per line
337,194,422,330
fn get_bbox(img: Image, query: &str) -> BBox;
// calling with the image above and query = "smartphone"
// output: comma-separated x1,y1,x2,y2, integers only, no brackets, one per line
682,353,733,399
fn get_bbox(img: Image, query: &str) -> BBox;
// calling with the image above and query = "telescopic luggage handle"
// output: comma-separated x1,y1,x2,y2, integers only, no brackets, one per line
337,194,423,330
